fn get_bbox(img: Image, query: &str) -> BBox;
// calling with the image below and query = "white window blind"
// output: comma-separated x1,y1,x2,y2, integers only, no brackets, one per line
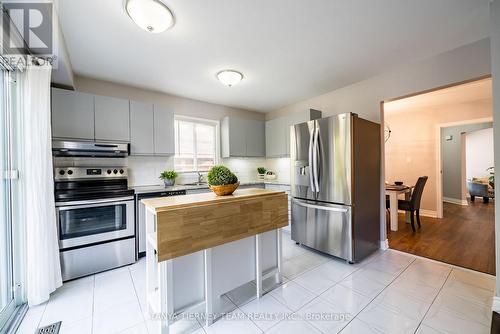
174,117,217,172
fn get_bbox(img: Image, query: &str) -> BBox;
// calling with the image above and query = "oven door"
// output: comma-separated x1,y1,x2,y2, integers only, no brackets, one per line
55,197,135,249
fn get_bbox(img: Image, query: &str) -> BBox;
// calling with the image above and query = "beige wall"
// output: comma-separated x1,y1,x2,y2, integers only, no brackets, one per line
384,99,492,213
74,75,265,121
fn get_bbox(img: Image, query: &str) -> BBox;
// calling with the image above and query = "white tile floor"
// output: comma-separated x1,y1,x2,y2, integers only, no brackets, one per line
17,232,495,334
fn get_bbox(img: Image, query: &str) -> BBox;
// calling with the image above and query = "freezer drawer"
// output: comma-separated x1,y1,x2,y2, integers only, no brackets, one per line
291,198,353,262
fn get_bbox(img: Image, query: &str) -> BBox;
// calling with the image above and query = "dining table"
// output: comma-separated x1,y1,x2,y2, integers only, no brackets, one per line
385,184,412,231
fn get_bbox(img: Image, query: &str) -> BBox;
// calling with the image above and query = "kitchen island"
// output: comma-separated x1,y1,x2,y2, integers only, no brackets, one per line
142,188,288,333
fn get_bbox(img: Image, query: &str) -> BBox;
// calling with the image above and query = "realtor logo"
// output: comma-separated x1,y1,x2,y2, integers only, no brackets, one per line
2,1,53,55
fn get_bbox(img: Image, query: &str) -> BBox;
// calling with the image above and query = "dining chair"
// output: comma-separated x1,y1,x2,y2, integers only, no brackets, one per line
397,176,428,232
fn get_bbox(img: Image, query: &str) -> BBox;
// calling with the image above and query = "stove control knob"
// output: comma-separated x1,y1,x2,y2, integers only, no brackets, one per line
107,169,112,174
119,169,124,174
58,170,65,176
113,169,118,174
67,170,73,175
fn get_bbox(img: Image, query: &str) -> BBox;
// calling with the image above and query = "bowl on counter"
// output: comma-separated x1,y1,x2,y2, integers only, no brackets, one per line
209,182,240,196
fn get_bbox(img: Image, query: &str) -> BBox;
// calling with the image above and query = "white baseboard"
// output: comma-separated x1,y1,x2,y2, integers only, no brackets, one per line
379,239,389,250
443,197,468,206
420,209,438,218
493,296,500,313
397,209,438,218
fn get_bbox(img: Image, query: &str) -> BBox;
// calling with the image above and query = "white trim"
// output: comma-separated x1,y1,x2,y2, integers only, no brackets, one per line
420,209,438,218
396,209,438,218
380,239,389,250
492,296,500,313
443,197,468,206
436,117,493,219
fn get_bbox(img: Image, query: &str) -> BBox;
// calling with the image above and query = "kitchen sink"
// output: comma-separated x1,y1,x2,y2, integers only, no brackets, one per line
180,182,208,186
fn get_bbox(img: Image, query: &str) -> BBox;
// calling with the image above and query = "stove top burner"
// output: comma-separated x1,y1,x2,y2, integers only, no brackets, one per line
54,167,134,202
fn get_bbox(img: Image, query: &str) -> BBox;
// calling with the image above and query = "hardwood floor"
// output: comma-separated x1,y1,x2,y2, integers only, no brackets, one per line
388,200,496,275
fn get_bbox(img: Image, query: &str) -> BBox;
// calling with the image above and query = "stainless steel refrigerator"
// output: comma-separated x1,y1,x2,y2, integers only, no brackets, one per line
290,113,380,263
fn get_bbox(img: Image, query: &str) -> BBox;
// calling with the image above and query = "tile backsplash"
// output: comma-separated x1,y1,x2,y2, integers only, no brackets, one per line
53,156,290,186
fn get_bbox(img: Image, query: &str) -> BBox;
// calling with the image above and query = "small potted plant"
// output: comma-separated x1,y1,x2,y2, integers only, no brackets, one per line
257,167,267,180
159,170,178,187
207,165,239,196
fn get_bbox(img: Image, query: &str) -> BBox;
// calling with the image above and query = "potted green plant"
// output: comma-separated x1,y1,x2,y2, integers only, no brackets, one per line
207,165,239,196
257,167,267,180
159,170,178,187
487,167,494,188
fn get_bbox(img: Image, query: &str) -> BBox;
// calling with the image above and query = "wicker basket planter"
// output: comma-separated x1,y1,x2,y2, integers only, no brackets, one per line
209,182,240,196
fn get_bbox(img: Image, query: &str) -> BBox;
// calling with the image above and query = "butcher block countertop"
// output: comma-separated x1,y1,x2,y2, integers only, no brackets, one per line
142,188,289,261
142,188,285,212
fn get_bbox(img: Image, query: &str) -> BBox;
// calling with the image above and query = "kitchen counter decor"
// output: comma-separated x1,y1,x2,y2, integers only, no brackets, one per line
159,170,178,187
207,165,239,195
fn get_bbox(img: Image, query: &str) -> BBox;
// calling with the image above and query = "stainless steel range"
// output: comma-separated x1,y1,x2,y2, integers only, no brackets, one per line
54,167,135,281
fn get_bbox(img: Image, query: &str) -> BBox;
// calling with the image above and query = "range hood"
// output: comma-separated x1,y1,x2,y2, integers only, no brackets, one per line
52,140,129,158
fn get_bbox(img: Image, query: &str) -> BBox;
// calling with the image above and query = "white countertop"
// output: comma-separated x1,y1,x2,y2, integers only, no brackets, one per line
132,180,290,195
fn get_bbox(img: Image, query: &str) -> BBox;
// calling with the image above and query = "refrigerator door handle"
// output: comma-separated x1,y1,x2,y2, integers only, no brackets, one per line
292,198,349,213
312,126,320,193
308,125,316,193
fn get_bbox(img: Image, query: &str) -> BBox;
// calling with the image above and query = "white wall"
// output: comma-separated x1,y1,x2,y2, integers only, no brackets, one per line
491,0,500,296
466,127,494,180
268,38,491,122
268,38,492,245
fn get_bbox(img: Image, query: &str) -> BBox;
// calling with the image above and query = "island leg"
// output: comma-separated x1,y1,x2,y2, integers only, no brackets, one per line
204,249,214,327
255,234,263,298
276,229,283,284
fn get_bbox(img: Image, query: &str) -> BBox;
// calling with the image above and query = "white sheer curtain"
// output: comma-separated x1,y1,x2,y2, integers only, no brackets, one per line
19,63,62,306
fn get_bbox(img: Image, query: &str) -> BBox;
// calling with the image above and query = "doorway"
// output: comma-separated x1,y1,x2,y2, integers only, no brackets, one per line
382,77,495,274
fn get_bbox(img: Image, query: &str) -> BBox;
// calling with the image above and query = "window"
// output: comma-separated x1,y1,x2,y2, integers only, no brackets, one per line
174,117,218,172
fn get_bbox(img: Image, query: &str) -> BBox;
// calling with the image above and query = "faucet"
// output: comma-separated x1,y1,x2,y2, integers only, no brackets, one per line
197,172,204,184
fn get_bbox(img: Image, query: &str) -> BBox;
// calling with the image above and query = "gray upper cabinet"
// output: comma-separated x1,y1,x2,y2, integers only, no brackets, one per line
51,88,95,140
266,109,322,158
94,95,130,142
221,116,265,158
246,119,265,157
153,104,175,155
265,118,285,158
130,101,154,155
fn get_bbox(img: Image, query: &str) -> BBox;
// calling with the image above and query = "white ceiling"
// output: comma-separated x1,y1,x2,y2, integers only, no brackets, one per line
384,78,492,114
57,0,491,112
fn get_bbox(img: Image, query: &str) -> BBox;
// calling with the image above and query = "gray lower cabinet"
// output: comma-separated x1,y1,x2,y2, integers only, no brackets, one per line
266,109,322,158
51,88,95,140
221,116,265,157
94,95,130,142
153,104,175,155
130,101,154,155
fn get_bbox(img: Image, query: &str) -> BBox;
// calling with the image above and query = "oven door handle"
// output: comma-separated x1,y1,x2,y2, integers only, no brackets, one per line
55,196,134,209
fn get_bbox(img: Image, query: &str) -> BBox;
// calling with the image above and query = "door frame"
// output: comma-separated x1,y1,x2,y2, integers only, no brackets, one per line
378,74,491,247
435,117,493,218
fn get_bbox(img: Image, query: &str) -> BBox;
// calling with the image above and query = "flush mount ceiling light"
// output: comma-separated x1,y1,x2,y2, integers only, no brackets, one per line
216,70,243,87
126,0,174,33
